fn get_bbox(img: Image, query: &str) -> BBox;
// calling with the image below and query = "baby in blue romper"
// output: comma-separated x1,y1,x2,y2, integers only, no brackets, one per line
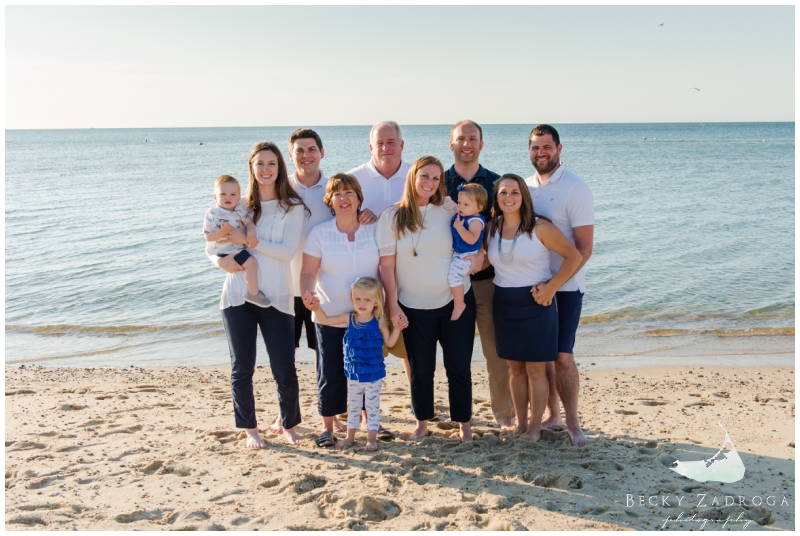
449,183,487,321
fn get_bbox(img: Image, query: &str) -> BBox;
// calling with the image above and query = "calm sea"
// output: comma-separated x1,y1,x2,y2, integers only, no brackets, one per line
5,123,795,367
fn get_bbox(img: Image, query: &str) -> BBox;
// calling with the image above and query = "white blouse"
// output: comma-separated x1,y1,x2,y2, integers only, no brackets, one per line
207,200,305,314
487,222,552,288
376,203,468,310
304,219,380,328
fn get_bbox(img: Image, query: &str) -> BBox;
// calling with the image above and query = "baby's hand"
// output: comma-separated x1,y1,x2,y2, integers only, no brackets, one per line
443,196,457,212
245,230,258,248
453,215,465,230
219,222,234,235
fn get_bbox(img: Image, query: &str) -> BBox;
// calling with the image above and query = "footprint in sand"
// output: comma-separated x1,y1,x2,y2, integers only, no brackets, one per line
8,441,46,451
289,474,327,494
615,409,638,415
114,509,170,524
581,460,625,473
532,473,584,490
338,495,401,521
7,515,47,527
57,404,88,411
259,478,280,489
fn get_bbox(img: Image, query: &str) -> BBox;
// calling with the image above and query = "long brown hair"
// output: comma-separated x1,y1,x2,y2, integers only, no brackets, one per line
487,174,550,240
246,141,308,223
392,155,446,238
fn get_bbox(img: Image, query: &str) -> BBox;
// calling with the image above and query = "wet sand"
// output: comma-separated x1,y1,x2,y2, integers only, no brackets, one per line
4,362,795,530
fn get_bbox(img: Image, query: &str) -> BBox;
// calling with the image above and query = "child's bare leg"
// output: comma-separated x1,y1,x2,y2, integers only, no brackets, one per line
335,428,356,450
242,257,260,296
365,429,378,451
450,284,466,321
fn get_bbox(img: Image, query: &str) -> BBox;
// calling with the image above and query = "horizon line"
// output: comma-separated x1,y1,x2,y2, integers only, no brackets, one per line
6,120,796,132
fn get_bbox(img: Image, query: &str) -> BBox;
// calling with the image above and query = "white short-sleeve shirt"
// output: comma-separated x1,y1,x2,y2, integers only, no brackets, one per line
288,171,334,296
303,220,380,328
376,203,466,310
526,165,594,292
348,159,411,217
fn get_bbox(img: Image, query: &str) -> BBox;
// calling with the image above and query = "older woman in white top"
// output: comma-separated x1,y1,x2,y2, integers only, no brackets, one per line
377,156,484,443
299,173,382,448
210,141,308,448
486,174,582,443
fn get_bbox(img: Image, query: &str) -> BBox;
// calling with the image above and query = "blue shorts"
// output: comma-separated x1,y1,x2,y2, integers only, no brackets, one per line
217,250,251,266
555,291,583,354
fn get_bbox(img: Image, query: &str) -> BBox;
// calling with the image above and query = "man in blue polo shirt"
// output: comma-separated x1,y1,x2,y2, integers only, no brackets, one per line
444,119,515,429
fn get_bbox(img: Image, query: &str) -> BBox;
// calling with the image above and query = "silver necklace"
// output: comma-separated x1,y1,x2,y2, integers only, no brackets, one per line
497,218,521,265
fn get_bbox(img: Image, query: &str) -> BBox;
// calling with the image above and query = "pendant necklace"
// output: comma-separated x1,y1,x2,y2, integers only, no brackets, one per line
410,204,429,257
497,217,521,265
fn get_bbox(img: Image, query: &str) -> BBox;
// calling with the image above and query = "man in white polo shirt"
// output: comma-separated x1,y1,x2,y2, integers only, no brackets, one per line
263,128,335,435
347,121,411,383
348,121,411,220
525,124,594,447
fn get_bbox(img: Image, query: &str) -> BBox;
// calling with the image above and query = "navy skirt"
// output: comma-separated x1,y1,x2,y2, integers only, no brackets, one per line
493,285,558,362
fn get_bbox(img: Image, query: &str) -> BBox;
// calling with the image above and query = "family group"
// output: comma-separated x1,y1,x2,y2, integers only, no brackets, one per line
204,120,594,451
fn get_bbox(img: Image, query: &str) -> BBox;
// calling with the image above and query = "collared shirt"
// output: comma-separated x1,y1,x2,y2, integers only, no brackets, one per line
288,171,333,296
525,164,594,292
444,164,500,281
348,159,411,217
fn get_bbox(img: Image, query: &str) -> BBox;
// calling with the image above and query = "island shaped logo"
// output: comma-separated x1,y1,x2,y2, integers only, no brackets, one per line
670,423,746,483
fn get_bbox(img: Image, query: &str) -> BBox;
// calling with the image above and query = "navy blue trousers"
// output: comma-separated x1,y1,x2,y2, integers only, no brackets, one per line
221,303,301,430
314,323,348,417
400,288,476,423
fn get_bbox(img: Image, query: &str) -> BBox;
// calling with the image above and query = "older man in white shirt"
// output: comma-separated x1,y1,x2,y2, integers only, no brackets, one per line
348,121,411,220
347,121,411,382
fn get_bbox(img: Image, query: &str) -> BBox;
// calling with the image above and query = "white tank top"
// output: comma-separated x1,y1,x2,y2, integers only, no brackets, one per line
488,220,553,287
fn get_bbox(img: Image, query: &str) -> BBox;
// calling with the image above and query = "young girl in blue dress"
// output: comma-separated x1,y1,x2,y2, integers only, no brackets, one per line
303,277,402,451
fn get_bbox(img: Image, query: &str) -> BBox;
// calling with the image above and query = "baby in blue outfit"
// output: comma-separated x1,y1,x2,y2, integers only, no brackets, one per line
449,183,487,321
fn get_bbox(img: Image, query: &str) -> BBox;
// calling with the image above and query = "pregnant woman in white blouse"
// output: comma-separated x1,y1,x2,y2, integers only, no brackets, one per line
486,174,581,443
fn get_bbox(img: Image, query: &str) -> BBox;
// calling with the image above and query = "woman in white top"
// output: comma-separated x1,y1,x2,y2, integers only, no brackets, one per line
486,174,582,443
211,141,308,448
377,156,484,443
299,173,382,448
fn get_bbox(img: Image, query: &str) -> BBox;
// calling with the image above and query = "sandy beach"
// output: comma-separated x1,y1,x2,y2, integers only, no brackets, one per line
5,361,795,530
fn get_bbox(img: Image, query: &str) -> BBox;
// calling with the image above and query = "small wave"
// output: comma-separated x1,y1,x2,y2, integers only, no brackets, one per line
6,322,222,336
640,327,794,337
744,303,795,318
580,308,647,324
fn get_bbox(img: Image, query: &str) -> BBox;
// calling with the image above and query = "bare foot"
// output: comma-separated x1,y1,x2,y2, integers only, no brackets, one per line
567,424,588,447
519,429,542,442
364,440,378,452
458,422,473,443
515,424,528,435
244,428,266,449
498,417,516,429
335,438,354,450
267,416,283,435
450,302,466,321
406,425,430,441
333,416,347,432
283,426,302,445
541,413,565,429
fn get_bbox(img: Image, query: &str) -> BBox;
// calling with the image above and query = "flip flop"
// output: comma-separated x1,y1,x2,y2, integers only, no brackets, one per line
315,431,335,448
377,426,394,441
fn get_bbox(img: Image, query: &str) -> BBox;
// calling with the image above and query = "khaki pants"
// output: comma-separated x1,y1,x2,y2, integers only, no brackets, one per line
471,278,514,423
383,323,407,359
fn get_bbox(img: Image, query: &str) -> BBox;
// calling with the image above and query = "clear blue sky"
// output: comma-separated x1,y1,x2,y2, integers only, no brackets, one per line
5,5,795,129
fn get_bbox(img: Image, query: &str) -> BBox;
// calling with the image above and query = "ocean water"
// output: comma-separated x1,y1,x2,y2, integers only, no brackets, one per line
5,123,795,367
